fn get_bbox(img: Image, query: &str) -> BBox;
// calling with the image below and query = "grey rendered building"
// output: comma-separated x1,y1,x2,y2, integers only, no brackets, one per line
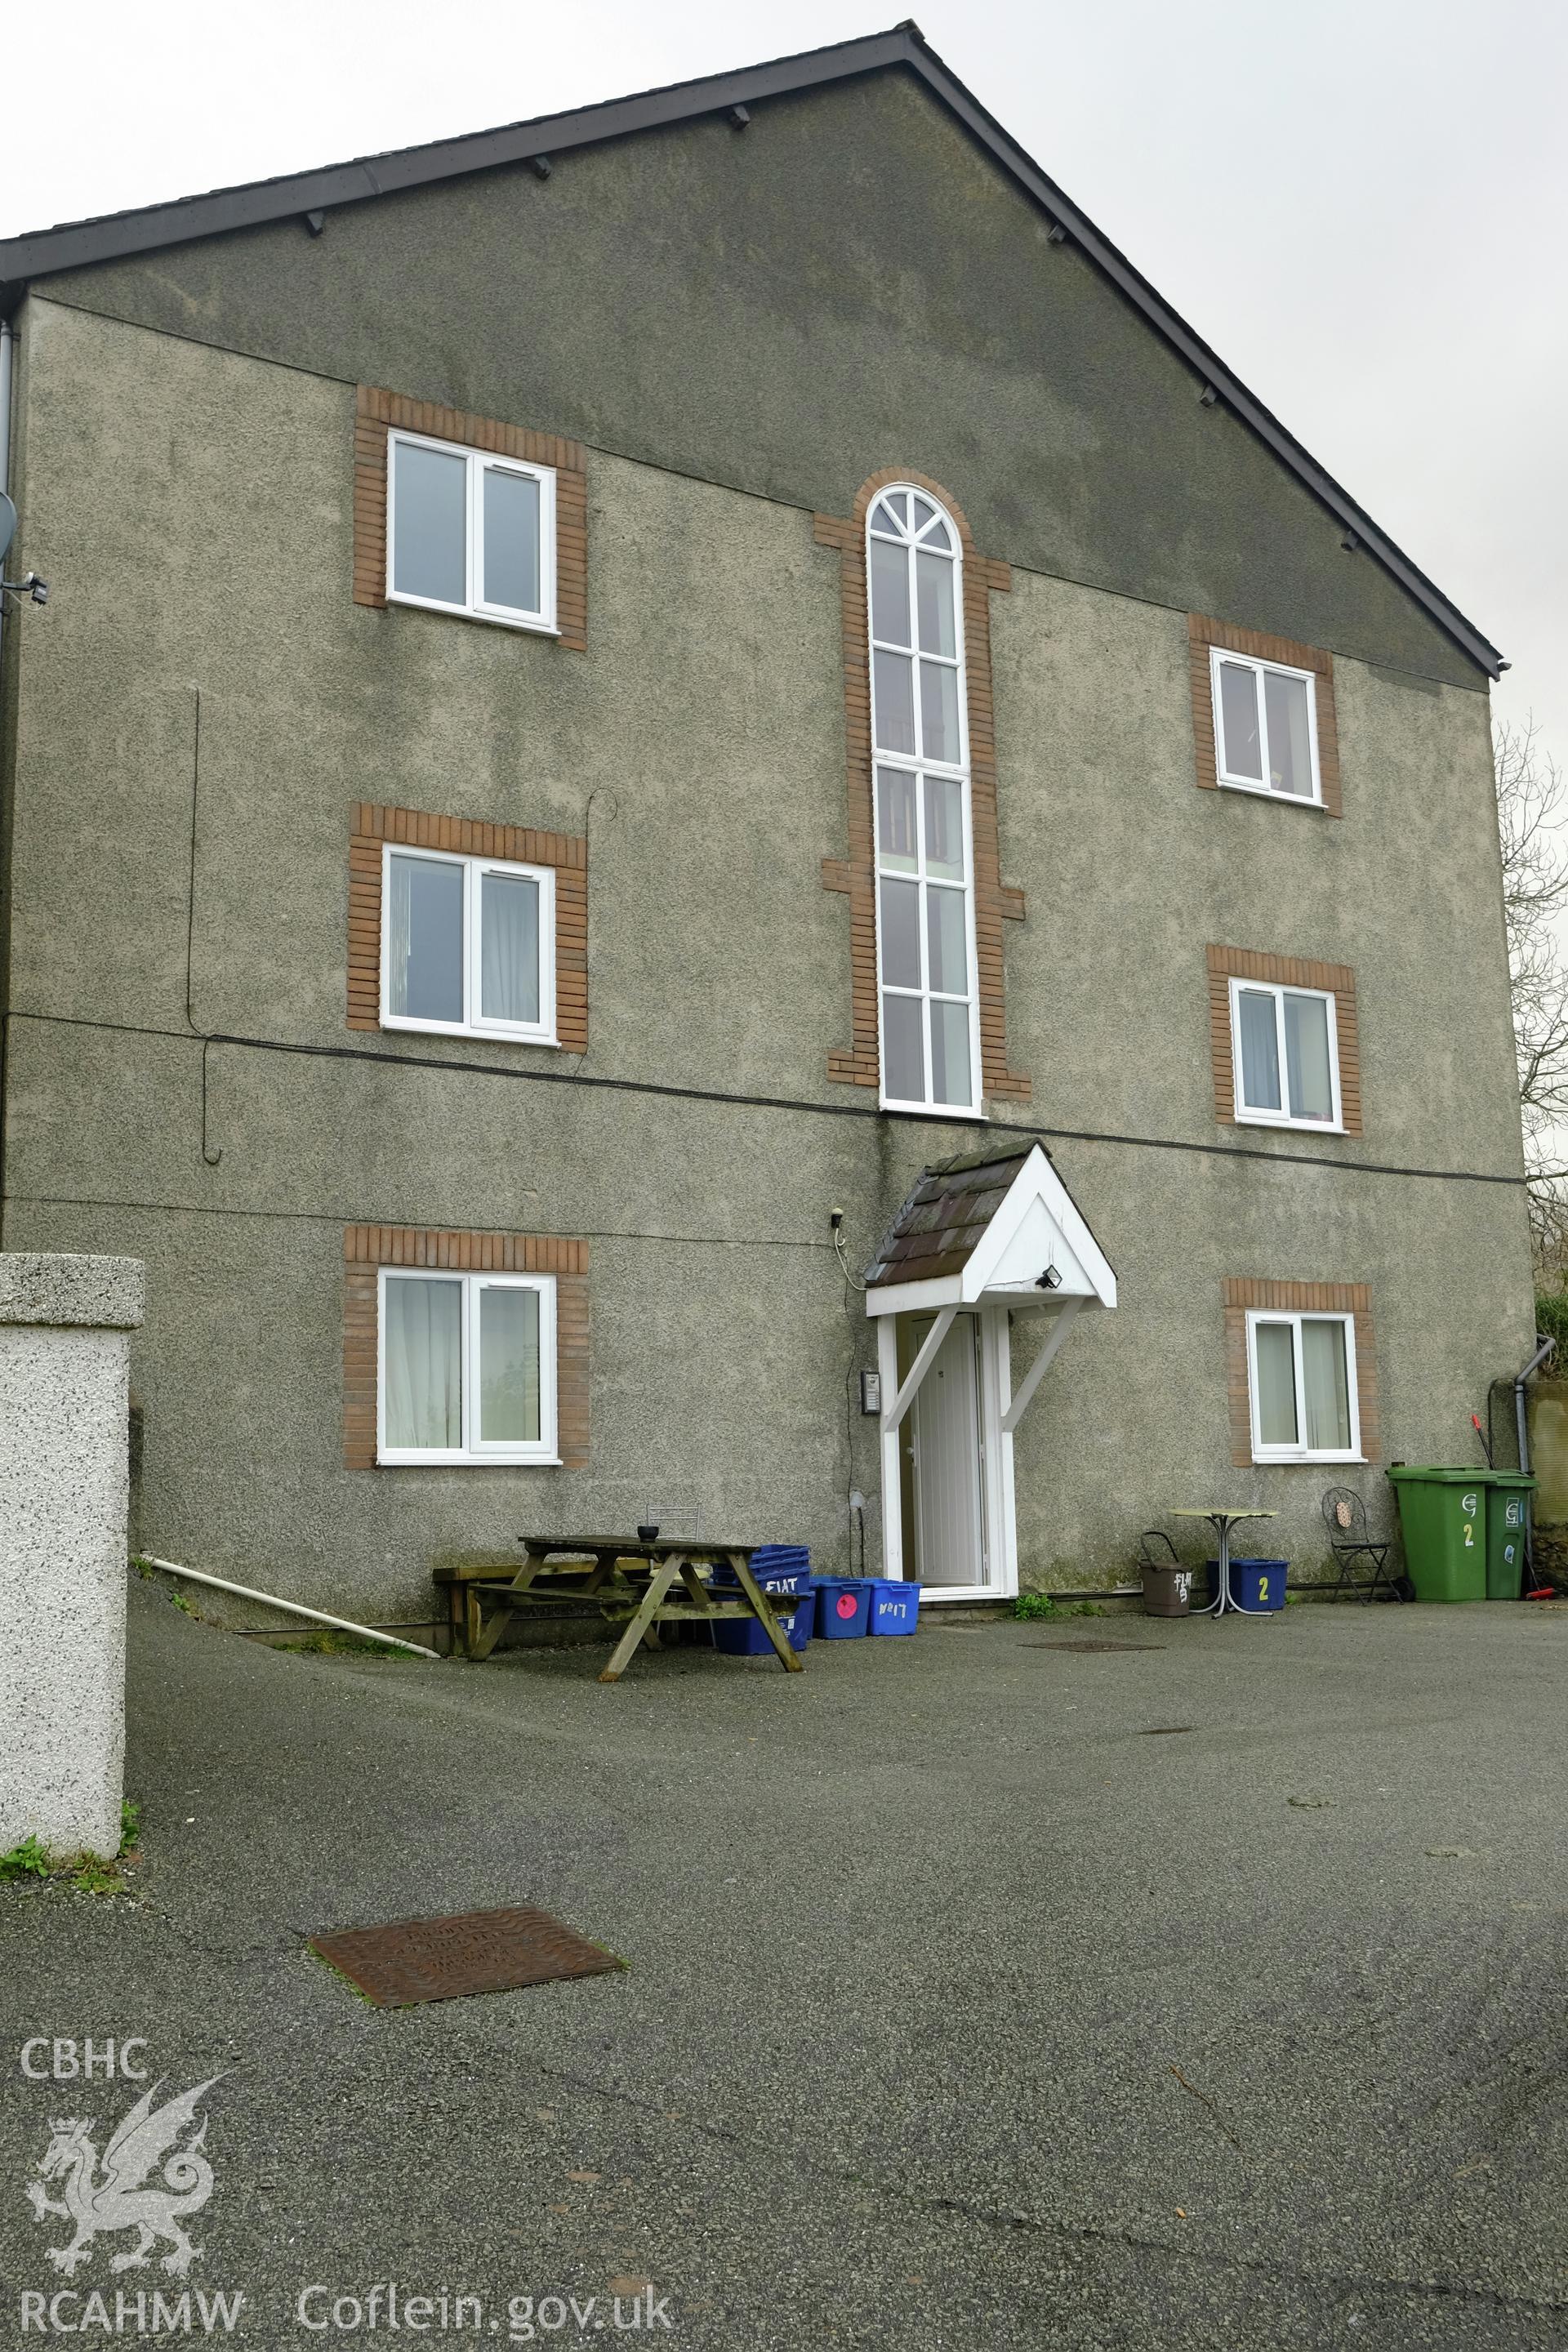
0,27,1531,1629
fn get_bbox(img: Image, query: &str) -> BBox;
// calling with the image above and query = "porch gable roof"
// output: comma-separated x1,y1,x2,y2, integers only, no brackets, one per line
863,1142,1116,1316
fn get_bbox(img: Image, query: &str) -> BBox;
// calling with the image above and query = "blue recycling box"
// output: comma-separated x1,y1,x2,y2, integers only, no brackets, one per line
814,1578,874,1639
709,1547,813,1598
1204,1557,1287,1613
869,1579,921,1635
713,1583,814,1656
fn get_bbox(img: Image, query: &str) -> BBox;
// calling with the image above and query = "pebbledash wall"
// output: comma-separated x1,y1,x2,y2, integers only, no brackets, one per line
0,70,1533,1622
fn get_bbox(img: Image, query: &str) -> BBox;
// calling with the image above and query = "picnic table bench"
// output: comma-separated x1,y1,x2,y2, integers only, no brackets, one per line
434,1535,805,1682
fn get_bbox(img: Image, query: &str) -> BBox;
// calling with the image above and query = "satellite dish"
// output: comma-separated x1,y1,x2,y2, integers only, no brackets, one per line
0,491,15,566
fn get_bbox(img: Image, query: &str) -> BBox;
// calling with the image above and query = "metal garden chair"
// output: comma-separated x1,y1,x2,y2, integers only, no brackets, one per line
1321,1486,1394,1602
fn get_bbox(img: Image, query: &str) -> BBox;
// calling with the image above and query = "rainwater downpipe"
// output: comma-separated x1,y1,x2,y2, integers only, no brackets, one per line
1515,1333,1557,1576
0,316,13,1241
0,314,12,645
0,316,11,749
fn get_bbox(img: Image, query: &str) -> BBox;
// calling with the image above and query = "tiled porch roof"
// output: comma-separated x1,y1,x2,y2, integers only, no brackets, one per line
864,1146,1038,1290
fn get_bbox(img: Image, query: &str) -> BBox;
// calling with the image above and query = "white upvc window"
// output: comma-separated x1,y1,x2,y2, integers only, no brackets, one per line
380,844,556,1045
867,487,981,1116
377,1268,558,1464
1210,645,1321,804
1246,1310,1361,1463
386,428,557,633
1230,978,1342,1130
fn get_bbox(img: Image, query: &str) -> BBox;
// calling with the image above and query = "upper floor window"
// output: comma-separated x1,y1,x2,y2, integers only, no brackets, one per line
1246,1310,1361,1462
868,489,980,1116
388,428,556,633
381,844,556,1045
378,1268,558,1464
1211,646,1320,803
1230,977,1342,1129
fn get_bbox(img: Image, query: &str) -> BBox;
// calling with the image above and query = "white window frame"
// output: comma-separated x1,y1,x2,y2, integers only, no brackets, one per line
866,485,983,1119
376,1268,559,1466
1228,977,1343,1132
1209,644,1322,806
379,843,557,1045
1245,1308,1362,1464
385,427,558,635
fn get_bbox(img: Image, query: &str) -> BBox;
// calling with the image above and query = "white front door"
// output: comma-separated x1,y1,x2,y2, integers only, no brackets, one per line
909,1312,987,1590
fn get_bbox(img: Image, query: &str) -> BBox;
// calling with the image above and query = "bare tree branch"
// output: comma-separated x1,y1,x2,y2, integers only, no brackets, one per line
1494,717,1568,1281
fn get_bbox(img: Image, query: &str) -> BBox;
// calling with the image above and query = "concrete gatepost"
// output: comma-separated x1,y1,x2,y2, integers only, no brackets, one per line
0,1254,145,1862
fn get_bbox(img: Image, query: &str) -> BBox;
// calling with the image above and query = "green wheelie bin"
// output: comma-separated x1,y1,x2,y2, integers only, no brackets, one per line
1385,1468,1486,1601
1477,1470,1535,1599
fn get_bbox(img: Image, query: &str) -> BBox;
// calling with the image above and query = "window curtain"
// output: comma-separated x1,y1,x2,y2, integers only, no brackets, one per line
387,854,414,1018
384,1277,462,1450
480,872,540,1025
1301,1320,1352,1450
1218,662,1263,779
1284,995,1334,1120
388,853,463,1022
1265,670,1313,797
1237,990,1282,1111
1254,1322,1298,1446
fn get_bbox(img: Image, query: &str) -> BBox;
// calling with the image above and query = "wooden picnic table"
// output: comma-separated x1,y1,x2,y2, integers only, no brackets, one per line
434,1536,806,1682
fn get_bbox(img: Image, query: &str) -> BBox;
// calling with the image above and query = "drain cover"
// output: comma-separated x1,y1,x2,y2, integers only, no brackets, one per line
1024,1639,1165,1653
310,1906,623,2007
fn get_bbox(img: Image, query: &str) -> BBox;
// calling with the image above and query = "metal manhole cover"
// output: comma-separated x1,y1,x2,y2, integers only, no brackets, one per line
1023,1639,1165,1653
310,1906,624,2007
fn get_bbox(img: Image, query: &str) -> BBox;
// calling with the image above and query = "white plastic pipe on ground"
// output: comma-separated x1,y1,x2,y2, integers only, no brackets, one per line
138,1557,439,1658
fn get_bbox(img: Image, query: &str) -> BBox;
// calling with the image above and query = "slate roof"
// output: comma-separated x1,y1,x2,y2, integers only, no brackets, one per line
0,24,1503,677
865,1146,1036,1290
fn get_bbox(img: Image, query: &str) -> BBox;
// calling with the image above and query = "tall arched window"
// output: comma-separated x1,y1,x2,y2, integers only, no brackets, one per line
866,488,979,1114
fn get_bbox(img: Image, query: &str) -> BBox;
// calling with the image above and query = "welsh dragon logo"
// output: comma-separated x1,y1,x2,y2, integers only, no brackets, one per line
26,2077,221,2277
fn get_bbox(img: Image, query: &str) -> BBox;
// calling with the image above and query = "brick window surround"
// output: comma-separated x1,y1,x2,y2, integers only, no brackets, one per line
347,801,588,1049
353,385,587,652
343,1225,590,1471
1223,1277,1379,1468
815,470,1030,1103
1205,944,1361,1134
1188,613,1342,817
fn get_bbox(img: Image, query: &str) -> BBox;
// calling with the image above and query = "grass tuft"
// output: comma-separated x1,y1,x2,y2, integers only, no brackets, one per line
0,1834,51,1883
275,1628,415,1659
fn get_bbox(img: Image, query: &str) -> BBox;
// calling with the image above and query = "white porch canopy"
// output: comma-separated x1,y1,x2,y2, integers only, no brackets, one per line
862,1143,1117,1593
865,1141,1116,1321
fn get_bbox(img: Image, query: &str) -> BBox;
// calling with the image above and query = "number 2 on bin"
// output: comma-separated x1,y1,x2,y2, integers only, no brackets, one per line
1257,1575,1269,1602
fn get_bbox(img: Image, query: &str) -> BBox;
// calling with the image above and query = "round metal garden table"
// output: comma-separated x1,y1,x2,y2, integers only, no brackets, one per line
1169,1508,1279,1618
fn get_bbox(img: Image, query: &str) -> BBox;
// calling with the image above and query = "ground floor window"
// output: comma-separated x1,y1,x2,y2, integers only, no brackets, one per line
1246,1309,1360,1462
377,1268,557,1464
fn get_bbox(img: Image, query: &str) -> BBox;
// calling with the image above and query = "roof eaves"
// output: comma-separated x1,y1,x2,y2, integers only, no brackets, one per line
0,27,912,288
0,20,1502,676
894,31,1503,679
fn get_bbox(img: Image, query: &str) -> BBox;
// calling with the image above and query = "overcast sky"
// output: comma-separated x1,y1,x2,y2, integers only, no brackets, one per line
7,0,1564,764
